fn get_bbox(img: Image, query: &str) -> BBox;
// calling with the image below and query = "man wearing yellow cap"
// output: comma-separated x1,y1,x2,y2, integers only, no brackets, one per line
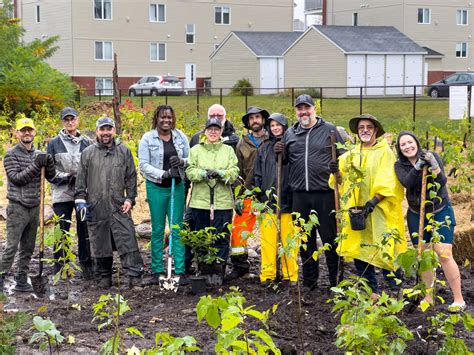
0,118,56,293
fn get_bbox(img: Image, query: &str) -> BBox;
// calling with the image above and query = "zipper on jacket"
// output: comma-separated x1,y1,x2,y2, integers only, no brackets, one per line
305,126,315,191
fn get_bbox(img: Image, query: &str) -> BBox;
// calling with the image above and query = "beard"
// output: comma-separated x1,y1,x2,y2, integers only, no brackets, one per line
98,134,113,145
251,123,263,133
298,112,315,127
20,136,33,144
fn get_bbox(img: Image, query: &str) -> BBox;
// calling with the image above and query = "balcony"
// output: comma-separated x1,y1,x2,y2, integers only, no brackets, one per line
305,0,322,14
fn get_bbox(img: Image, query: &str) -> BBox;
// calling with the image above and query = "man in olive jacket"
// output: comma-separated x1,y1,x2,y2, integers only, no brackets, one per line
229,106,269,280
0,118,56,293
75,117,143,289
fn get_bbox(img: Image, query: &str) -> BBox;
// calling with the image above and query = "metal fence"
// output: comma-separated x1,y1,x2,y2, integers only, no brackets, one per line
77,84,473,133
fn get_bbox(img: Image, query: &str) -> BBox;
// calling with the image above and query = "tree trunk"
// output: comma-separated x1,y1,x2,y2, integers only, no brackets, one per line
112,53,122,135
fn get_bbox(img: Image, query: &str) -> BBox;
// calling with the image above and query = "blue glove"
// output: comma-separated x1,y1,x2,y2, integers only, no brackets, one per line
75,201,91,222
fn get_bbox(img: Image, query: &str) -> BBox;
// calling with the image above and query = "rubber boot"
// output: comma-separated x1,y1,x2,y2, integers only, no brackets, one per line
14,274,33,292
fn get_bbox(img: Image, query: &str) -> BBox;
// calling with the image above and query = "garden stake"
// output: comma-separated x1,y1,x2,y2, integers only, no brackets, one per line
275,152,283,282
330,130,343,284
159,176,179,292
31,167,50,297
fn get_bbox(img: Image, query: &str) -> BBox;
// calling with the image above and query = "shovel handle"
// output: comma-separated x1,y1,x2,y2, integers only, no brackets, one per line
330,131,341,233
418,166,428,255
39,167,45,252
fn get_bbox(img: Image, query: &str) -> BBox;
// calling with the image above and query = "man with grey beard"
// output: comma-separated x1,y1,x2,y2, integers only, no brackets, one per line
274,95,345,297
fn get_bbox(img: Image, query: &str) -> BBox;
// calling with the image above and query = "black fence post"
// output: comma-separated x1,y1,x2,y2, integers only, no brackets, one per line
291,87,295,106
197,87,200,118
468,85,472,136
245,91,248,111
140,90,144,108
359,87,363,115
99,89,102,102
165,89,168,105
413,85,417,131
219,88,223,105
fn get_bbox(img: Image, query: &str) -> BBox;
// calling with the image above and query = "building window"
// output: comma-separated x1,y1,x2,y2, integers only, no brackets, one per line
215,6,230,25
417,8,431,24
352,12,358,26
149,4,165,22
95,41,113,60
150,42,166,61
456,42,468,58
35,5,40,23
456,9,468,25
95,78,113,96
185,24,195,44
94,0,112,20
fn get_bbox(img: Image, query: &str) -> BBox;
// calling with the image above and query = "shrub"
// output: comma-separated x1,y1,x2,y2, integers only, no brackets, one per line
231,78,253,96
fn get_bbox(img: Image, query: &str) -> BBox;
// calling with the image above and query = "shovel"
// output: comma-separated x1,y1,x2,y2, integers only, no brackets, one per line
160,176,180,292
31,167,50,297
330,130,343,285
275,152,283,282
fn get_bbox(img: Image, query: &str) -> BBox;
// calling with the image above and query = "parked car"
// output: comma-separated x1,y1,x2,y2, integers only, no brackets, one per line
128,75,184,96
428,72,474,98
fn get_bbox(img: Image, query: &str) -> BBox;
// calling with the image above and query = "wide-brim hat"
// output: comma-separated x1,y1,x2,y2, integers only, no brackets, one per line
349,114,385,138
242,106,270,129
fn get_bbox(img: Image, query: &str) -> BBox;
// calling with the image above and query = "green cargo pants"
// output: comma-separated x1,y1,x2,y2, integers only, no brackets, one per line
0,201,39,278
146,180,185,275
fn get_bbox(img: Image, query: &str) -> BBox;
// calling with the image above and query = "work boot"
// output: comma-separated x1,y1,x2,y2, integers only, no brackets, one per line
125,275,143,290
98,276,112,289
81,265,94,281
14,274,33,292
225,267,249,281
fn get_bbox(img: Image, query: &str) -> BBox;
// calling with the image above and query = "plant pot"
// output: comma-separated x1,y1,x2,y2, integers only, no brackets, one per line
190,276,207,295
348,206,366,231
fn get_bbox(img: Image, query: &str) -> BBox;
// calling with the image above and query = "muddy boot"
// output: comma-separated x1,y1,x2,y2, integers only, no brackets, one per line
126,275,143,290
98,276,112,289
14,274,33,292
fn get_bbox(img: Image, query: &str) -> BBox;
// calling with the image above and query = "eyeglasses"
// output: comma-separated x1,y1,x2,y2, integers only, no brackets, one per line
206,127,221,132
358,125,375,131
63,117,77,123
209,114,224,119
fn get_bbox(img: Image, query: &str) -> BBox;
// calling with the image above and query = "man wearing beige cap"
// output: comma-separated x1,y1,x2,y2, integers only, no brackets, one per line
0,118,56,293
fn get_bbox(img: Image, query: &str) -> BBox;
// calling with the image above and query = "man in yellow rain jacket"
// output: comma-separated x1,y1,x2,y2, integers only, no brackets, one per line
329,114,406,297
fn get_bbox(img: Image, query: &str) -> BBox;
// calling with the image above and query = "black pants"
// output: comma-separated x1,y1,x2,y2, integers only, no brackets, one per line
190,208,232,264
53,201,92,272
292,190,342,288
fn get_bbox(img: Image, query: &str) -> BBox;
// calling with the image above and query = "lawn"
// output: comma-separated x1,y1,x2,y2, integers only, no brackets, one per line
79,93,467,137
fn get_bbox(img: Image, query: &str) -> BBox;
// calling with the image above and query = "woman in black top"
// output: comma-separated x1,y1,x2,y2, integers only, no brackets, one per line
394,131,465,312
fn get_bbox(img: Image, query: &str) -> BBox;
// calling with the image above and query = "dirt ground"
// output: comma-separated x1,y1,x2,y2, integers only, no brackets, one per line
0,235,472,354
0,170,473,353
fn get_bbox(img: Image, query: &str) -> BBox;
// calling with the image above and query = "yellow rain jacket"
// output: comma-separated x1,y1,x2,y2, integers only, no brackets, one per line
329,139,406,271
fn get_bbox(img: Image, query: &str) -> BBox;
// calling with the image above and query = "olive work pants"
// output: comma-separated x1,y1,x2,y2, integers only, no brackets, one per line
0,201,39,278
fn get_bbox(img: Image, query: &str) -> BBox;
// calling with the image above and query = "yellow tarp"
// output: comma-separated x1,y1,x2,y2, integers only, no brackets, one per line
329,139,407,271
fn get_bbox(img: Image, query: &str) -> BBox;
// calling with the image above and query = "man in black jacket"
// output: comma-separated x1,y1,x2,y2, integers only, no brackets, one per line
0,118,56,293
274,95,345,292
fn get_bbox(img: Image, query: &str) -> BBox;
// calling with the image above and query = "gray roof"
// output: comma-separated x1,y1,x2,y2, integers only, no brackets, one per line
313,26,427,54
423,46,444,57
233,31,302,57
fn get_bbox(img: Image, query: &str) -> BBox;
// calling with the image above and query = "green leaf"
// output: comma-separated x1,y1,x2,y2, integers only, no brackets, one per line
126,327,144,338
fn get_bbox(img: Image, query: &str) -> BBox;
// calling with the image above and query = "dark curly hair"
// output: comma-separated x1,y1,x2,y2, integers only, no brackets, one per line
152,105,176,130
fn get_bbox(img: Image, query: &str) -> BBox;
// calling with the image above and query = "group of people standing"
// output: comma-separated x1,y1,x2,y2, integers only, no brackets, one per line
0,95,465,312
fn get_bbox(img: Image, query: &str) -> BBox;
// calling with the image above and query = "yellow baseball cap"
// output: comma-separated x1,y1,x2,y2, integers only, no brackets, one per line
15,118,36,131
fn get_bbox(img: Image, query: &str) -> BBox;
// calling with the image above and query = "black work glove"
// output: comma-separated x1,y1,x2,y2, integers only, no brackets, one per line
35,153,49,167
274,141,285,155
169,155,184,168
206,169,222,180
329,160,339,174
75,201,91,222
363,197,379,218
